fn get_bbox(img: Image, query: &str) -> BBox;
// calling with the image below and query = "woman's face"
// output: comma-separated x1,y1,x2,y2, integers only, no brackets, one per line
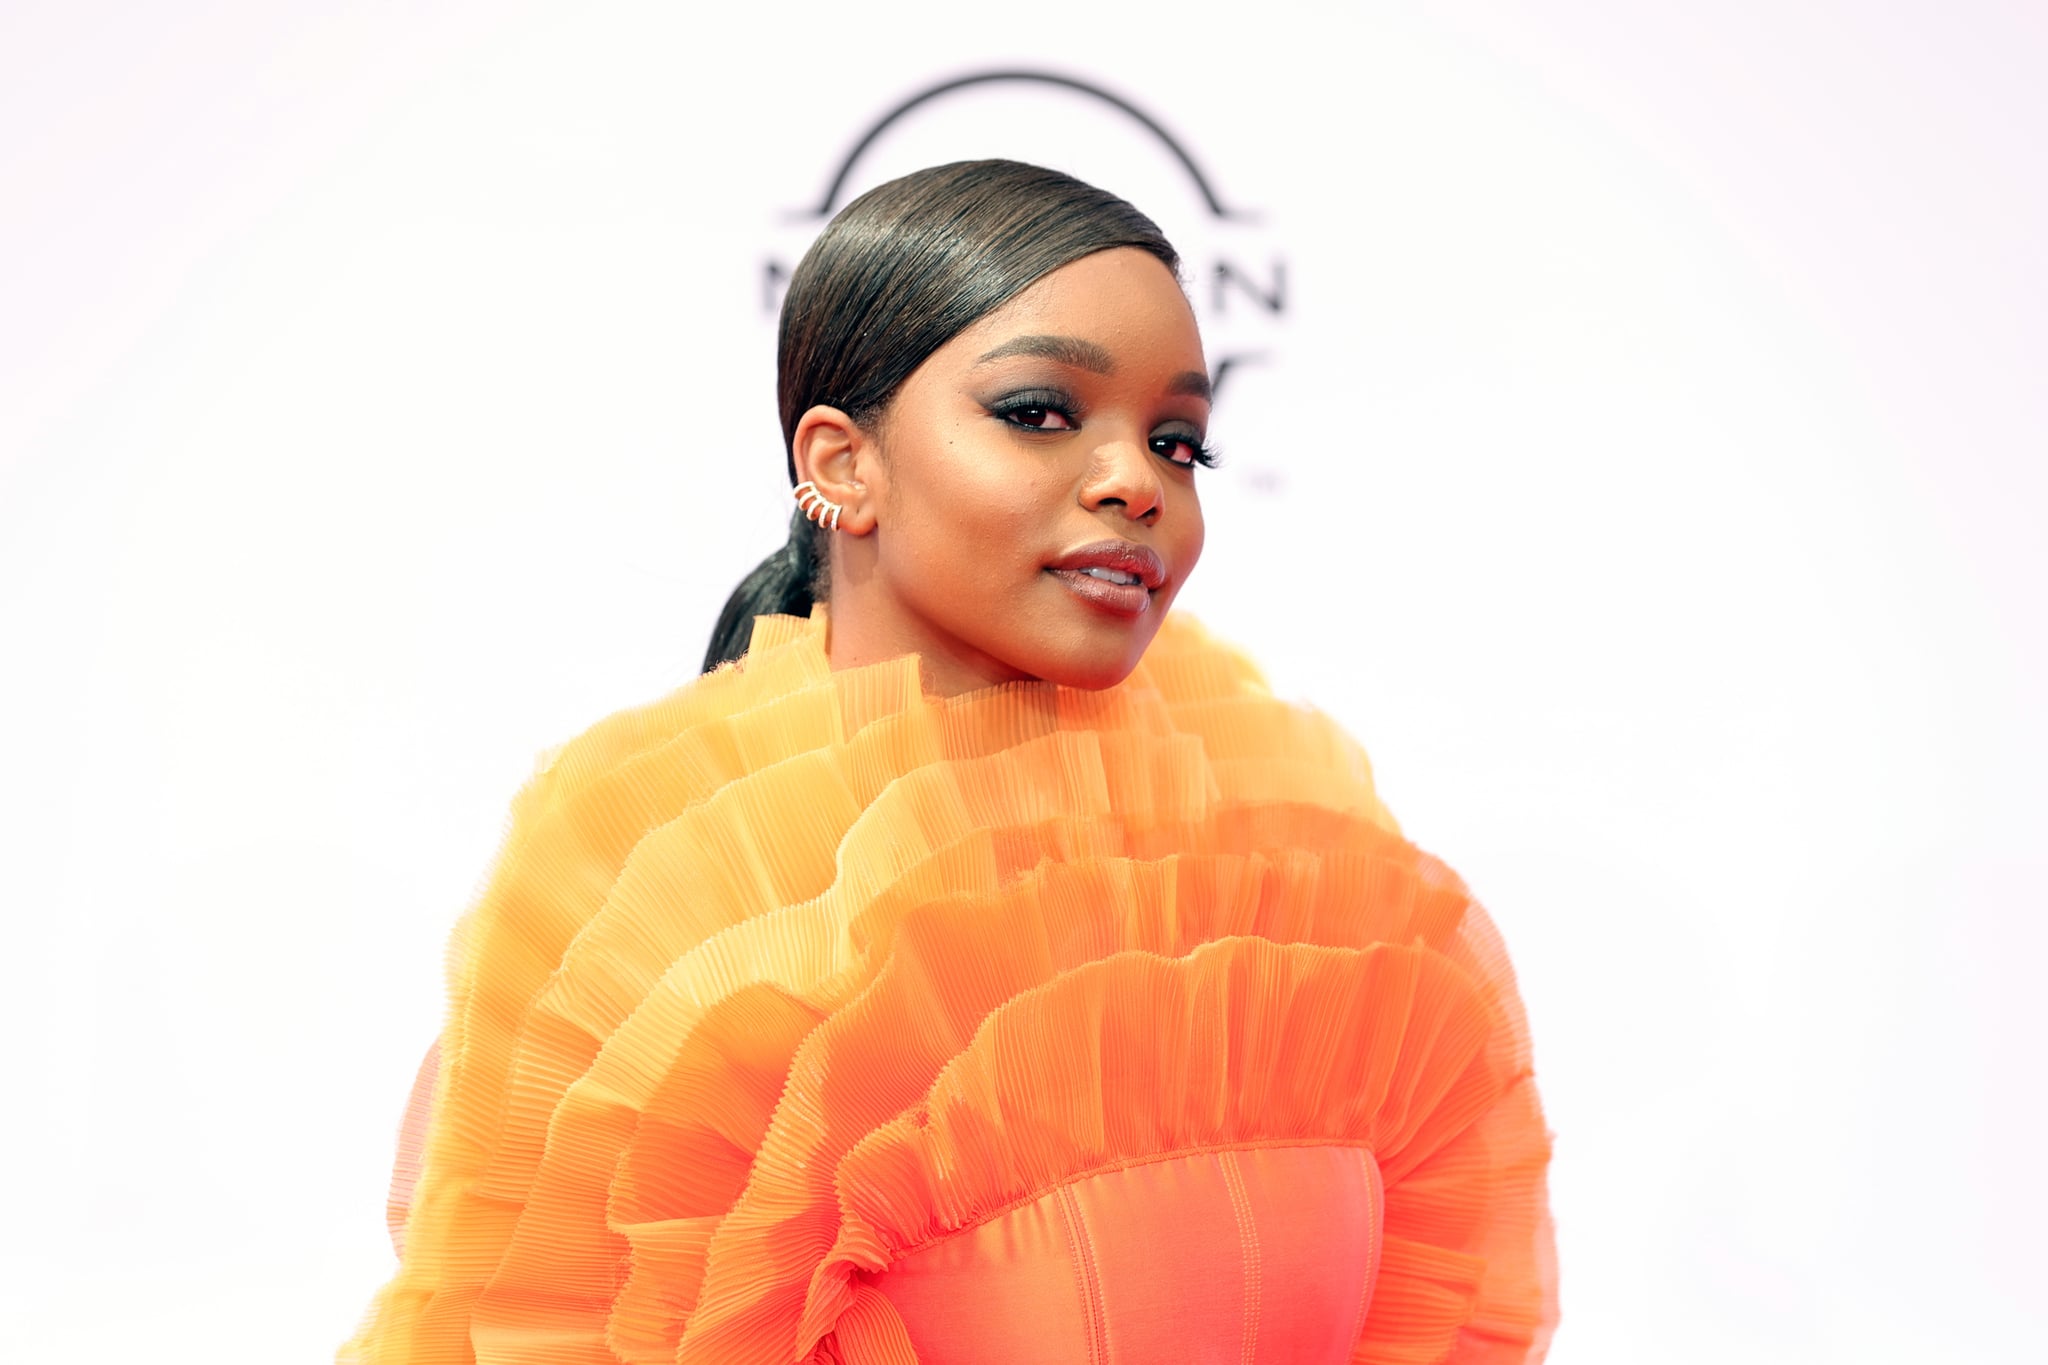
803,247,1211,695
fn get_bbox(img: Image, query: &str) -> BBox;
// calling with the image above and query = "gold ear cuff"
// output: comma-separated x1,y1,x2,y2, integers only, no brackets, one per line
792,480,843,532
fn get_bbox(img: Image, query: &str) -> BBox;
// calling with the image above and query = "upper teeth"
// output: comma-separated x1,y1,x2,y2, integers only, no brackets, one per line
1081,567,1141,585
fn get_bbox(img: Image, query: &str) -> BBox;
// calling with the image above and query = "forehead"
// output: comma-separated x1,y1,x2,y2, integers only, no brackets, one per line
950,248,1203,358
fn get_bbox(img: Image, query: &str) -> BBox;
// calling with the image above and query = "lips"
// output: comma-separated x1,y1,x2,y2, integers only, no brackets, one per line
1044,540,1165,620
1045,541,1166,589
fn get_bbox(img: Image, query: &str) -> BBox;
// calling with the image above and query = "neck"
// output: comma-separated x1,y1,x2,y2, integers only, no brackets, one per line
820,592,1035,700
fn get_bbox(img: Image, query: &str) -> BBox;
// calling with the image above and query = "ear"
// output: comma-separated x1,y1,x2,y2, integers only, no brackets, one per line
789,404,880,536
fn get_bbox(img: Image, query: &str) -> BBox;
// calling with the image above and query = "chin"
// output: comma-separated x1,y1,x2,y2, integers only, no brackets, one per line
1020,624,1159,692
1041,660,1139,691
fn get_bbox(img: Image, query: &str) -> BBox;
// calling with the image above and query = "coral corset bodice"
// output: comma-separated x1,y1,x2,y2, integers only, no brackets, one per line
869,1144,1384,1364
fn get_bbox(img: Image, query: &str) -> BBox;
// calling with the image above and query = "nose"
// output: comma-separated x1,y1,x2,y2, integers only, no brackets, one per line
1078,436,1164,524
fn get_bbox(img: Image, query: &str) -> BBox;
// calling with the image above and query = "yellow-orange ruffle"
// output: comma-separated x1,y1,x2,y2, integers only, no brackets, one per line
341,608,1552,1365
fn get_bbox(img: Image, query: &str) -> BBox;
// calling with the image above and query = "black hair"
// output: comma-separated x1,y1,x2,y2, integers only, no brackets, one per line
700,158,1180,673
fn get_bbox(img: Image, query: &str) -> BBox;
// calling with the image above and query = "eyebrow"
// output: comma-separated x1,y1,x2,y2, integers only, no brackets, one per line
975,334,1115,373
974,333,1214,404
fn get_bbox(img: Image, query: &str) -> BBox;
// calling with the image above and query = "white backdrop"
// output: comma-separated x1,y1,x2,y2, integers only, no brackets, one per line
3,3,2043,1361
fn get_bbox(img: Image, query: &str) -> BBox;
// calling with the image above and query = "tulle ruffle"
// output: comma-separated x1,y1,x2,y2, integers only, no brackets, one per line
342,608,1552,1365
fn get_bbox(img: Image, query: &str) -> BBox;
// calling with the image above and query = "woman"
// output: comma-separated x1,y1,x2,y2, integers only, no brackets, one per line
345,159,1557,1365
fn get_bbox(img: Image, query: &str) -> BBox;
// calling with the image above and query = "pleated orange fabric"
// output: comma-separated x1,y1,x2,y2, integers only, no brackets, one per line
341,607,1557,1365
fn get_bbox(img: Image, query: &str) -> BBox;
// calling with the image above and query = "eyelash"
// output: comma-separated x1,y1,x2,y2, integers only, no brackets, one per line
989,392,1220,469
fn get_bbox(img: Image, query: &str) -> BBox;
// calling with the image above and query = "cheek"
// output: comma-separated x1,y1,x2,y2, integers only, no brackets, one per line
1180,493,1207,567
890,423,1062,572
1166,487,1206,583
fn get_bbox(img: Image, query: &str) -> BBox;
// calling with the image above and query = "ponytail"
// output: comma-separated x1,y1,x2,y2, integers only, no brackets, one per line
699,509,824,674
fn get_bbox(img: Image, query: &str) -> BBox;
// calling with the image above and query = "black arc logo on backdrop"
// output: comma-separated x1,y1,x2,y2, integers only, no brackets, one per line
763,69,1287,401
799,70,1251,223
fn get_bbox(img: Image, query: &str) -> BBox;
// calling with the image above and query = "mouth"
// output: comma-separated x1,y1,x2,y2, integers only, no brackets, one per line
1070,565,1144,587
1042,540,1165,620
1043,540,1166,620
1045,565,1152,618
1044,540,1166,590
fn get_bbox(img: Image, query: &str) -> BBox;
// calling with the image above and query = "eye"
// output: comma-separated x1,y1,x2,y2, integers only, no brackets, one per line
1150,433,1220,469
990,389,1081,432
1001,404,1077,431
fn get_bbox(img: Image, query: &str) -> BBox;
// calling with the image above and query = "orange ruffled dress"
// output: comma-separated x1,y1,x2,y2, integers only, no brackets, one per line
343,608,1558,1365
